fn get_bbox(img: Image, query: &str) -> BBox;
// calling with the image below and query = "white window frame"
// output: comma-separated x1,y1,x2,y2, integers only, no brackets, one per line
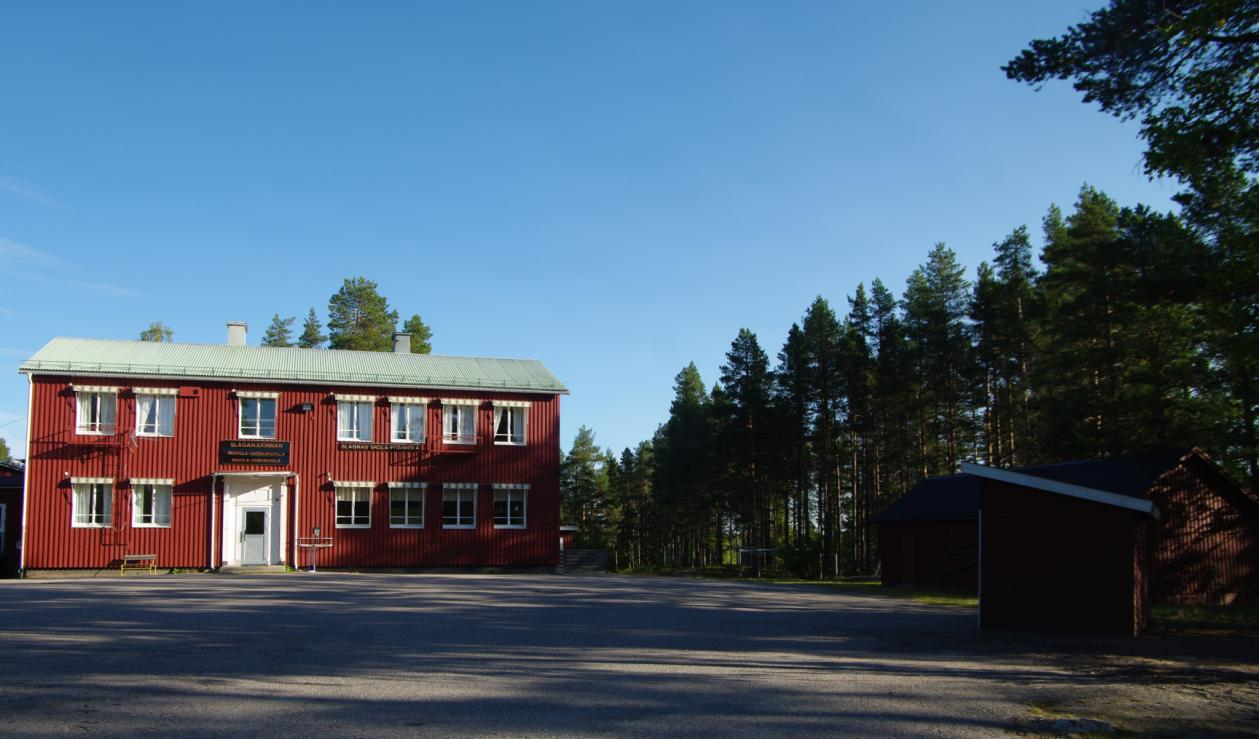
388,482,426,528
335,483,373,529
238,397,277,439
135,393,176,437
75,389,117,435
493,405,528,446
337,401,374,442
131,480,173,528
71,478,113,528
442,402,478,445
442,484,477,529
493,484,528,529
390,401,426,444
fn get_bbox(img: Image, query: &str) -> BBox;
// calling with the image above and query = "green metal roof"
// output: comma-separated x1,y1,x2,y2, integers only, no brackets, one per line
19,338,569,394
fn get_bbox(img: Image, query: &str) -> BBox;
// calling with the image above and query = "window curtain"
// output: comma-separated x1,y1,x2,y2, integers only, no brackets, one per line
157,397,175,436
99,394,116,431
512,409,525,441
76,394,89,432
136,395,155,433
73,485,90,523
155,486,172,525
493,407,503,437
337,402,352,438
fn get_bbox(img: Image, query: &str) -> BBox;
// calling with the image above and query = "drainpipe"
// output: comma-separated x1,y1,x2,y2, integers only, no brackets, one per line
19,375,33,577
208,473,218,571
290,472,300,568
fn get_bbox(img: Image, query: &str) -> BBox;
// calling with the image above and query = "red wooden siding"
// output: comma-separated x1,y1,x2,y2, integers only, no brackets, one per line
879,521,977,590
980,480,1149,635
1146,459,1259,604
24,376,561,570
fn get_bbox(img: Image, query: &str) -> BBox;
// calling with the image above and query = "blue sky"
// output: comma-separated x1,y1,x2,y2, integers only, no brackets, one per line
0,1,1180,458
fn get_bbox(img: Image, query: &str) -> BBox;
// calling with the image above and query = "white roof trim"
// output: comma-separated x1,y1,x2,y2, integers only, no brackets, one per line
333,480,376,488
387,481,427,488
130,478,175,486
388,396,430,404
235,389,279,399
72,385,119,393
333,393,378,403
492,400,531,408
960,462,1160,518
491,483,530,490
71,476,113,485
132,387,179,396
440,398,483,406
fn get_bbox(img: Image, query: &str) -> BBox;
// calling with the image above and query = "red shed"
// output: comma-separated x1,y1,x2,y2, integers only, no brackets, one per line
17,325,568,574
879,450,1259,607
966,464,1157,635
0,460,22,578
874,475,977,590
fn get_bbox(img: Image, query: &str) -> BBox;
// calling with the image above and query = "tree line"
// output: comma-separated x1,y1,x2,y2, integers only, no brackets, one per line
562,0,1259,577
139,276,434,353
564,187,1255,575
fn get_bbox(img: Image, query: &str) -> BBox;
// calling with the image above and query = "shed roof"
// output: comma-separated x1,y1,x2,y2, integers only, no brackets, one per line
874,450,1193,524
19,337,569,395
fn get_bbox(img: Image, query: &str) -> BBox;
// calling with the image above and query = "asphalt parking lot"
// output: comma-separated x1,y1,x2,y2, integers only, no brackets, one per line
0,574,1255,737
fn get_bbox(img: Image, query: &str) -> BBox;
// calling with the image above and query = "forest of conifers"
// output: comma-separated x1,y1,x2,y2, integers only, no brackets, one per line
561,185,1258,576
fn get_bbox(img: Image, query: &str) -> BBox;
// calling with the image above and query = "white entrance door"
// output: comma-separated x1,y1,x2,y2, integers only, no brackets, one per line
221,476,287,567
241,507,269,565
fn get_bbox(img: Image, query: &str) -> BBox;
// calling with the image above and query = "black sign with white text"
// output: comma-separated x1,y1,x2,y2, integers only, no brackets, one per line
219,440,290,466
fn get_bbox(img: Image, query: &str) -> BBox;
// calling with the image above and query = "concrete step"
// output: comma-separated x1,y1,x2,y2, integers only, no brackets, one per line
218,565,287,575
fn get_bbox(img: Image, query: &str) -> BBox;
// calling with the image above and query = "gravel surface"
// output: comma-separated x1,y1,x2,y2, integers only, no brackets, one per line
0,574,1254,737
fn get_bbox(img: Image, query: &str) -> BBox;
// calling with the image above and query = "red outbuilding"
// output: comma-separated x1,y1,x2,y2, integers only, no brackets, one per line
17,324,568,574
0,459,22,578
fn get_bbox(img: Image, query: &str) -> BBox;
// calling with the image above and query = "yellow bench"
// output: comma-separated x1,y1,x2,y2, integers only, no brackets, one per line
120,554,157,575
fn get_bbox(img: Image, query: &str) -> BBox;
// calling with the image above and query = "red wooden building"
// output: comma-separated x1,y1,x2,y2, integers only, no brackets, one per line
0,460,22,577
16,324,568,573
877,450,1259,609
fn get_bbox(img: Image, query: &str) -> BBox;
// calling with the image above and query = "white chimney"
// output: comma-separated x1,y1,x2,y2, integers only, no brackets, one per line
227,321,248,347
393,332,411,353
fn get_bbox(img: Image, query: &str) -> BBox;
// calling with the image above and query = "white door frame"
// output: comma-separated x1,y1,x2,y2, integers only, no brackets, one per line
220,474,288,567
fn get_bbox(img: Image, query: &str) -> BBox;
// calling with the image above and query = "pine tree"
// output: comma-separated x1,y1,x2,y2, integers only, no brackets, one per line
298,308,327,349
653,363,713,567
715,329,773,554
402,313,434,354
802,297,845,575
773,324,813,548
561,426,611,547
0,437,10,462
139,321,173,342
327,277,400,352
902,244,972,474
261,314,296,347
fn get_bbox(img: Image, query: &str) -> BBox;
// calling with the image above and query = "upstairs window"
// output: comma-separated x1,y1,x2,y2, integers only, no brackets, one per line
131,479,173,527
442,483,476,528
135,390,176,437
75,387,117,435
443,401,478,445
337,398,374,442
389,482,425,528
493,484,528,528
493,403,528,445
238,394,277,438
72,478,113,527
390,398,427,443
335,483,373,528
